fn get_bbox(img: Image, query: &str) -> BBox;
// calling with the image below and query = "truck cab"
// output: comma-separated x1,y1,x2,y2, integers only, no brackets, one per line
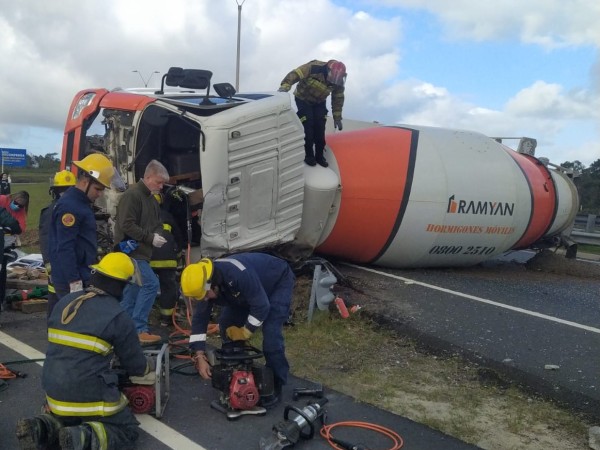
61,68,308,259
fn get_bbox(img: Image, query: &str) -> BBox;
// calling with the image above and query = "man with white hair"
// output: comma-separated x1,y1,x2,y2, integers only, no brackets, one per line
114,160,169,344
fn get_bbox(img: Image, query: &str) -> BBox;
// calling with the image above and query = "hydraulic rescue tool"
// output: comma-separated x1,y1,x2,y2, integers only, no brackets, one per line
209,342,275,420
292,384,324,401
118,343,170,418
259,398,328,450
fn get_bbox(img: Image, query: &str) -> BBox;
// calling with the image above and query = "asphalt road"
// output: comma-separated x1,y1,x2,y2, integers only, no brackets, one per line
1,249,598,449
334,250,600,419
0,309,477,450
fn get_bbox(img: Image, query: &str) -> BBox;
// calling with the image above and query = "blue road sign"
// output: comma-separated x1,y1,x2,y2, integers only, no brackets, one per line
0,148,27,167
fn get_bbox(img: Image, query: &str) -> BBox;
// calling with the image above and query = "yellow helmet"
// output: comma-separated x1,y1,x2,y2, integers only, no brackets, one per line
72,153,115,188
181,258,213,299
53,170,76,187
90,252,135,282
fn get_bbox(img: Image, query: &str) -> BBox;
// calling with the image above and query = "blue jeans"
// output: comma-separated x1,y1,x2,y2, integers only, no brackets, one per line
121,260,159,333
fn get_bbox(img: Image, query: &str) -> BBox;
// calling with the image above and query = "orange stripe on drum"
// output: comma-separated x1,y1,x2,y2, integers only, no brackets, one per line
505,150,557,249
317,127,417,263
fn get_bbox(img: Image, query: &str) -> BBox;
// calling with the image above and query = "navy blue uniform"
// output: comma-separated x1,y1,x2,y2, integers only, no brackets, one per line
43,288,148,448
189,253,295,386
48,187,97,298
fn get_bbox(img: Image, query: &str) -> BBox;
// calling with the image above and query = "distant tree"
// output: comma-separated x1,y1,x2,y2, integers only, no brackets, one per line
560,160,586,174
565,159,600,213
588,159,600,176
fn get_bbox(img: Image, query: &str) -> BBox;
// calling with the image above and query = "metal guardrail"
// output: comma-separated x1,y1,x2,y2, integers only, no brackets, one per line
571,231,600,246
572,214,600,246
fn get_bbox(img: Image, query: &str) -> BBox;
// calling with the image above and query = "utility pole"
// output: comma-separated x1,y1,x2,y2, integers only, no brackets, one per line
132,70,160,87
236,0,246,91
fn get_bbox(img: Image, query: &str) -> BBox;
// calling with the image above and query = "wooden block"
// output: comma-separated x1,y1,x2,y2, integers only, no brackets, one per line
6,279,48,290
19,299,48,314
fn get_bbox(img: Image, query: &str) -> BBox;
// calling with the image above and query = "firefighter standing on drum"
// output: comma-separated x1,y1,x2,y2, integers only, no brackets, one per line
181,253,295,409
278,59,347,167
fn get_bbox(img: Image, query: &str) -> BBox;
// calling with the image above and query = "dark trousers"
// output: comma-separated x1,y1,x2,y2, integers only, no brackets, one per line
0,261,6,312
295,97,328,159
156,269,178,316
218,269,295,386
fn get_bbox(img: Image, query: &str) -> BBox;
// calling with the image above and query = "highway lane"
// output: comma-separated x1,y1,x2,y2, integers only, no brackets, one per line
336,253,600,417
0,309,477,450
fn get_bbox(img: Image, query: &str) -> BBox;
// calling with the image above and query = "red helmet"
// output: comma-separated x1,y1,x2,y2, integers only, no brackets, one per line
327,60,347,87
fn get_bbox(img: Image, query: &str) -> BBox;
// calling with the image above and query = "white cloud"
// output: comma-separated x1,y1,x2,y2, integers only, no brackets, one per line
377,0,600,48
0,0,597,165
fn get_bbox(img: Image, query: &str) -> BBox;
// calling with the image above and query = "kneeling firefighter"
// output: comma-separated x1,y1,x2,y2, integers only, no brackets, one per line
16,252,155,450
181,252,295,408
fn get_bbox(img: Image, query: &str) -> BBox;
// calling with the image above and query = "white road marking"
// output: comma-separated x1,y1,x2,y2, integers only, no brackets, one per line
345,263,600,334
0,330,207,450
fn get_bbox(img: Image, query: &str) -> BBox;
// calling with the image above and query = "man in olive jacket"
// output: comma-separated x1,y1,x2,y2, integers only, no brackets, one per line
114,160,169,344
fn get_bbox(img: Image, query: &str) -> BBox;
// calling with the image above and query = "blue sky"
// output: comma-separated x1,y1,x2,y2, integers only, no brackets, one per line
0,0,598,166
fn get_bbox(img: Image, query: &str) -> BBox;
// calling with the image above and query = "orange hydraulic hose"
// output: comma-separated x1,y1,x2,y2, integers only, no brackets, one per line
320,421,404,450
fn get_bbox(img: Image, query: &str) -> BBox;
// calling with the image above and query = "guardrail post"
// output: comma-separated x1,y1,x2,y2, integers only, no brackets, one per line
586,214,597,233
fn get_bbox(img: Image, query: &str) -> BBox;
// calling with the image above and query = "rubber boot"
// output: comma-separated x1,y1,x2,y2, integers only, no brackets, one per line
304,149,316,166
16,413,61,450
59,424,92,450
260,380,282,410
315,149,328,167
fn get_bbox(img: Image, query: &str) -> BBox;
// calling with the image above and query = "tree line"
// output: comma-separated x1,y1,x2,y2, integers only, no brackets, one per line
561,159,600,214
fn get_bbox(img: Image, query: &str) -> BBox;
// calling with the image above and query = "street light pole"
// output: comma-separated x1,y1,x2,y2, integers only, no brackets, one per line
132,70,160,87
236,0,246,92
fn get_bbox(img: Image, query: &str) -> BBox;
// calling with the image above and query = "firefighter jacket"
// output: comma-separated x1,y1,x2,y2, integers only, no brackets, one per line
39,199,58,264
0,207,21,252
48,187,97,288
113,180,163,262
279,60,345,120
150,222,179,270
42,288,148,417
189,253,295,352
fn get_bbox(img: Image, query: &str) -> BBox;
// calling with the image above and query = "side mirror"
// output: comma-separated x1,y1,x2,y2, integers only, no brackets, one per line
213,83,237,99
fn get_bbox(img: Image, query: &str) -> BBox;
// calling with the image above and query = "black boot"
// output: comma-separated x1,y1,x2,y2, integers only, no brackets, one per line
260,380,282,410
59,424,92,450
304,155,316,166
315,149,328,167
16,417,46,450
16,414,61,450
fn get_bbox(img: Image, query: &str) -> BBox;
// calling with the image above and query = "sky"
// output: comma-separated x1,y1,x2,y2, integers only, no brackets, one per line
0,0,598,166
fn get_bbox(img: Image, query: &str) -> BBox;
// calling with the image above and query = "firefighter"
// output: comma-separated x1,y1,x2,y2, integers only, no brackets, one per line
49,153,115,301
39,170,76,317
150,192,183,326
16,252,154,450
278,59,347,167
181,253,295,408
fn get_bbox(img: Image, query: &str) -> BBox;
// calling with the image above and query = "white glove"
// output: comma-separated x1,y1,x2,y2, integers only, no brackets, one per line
69,280,83,293
129,371,156,385
152,233,167,248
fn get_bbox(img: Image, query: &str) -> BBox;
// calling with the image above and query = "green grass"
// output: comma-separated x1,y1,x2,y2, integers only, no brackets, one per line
578,243,600,255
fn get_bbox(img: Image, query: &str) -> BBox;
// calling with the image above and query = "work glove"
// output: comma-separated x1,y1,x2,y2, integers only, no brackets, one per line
192,351,212,379
152,233,167,248
69,280,83,293
129,371,156,385
129,356,157,385
226,326,253,341
334,119,343,131
118,239,138,254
